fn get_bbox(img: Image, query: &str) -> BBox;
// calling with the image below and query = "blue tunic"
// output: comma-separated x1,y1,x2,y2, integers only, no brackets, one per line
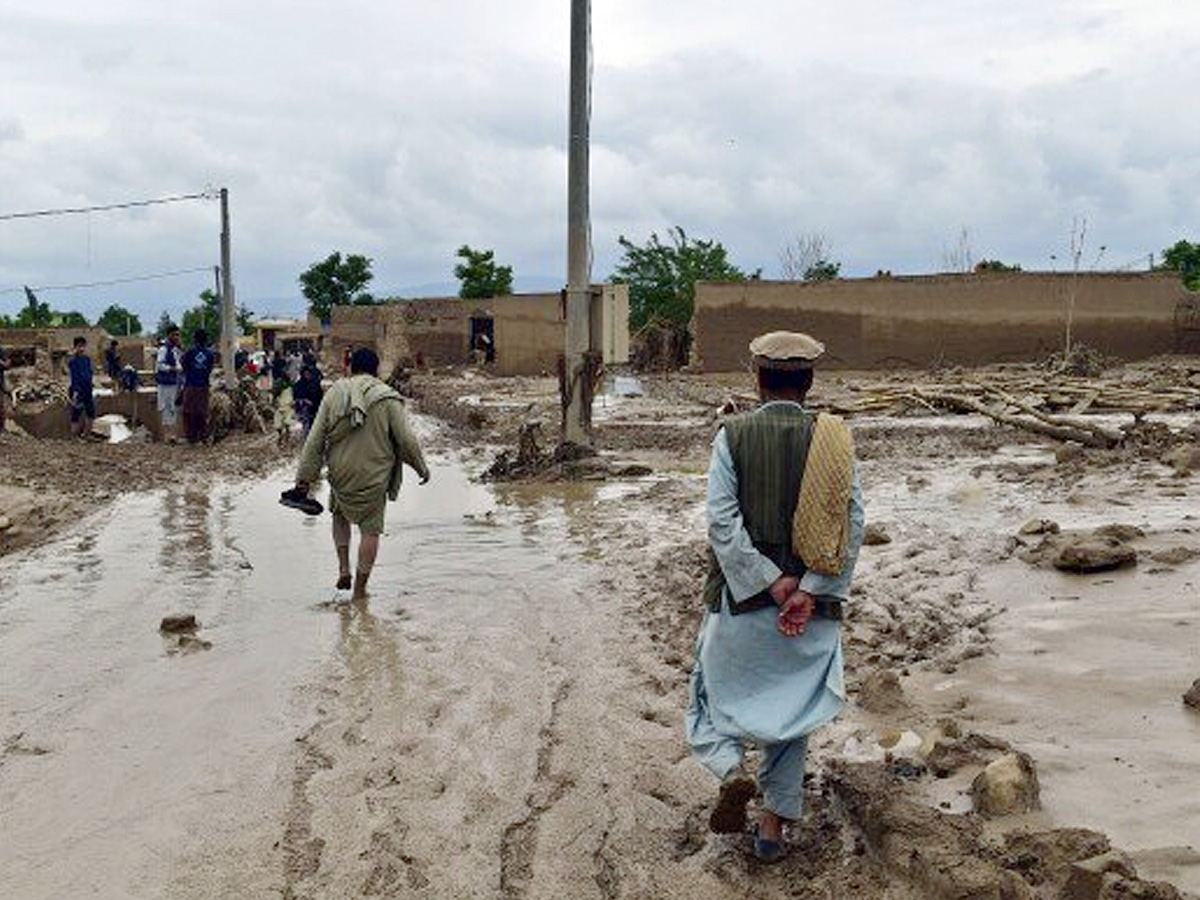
686,401,865,819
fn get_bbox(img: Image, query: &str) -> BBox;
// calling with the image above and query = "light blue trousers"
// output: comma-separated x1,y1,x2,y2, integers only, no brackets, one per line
687,660,810,821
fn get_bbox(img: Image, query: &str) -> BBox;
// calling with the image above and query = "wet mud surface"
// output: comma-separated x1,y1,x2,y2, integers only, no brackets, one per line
2,363,1200,899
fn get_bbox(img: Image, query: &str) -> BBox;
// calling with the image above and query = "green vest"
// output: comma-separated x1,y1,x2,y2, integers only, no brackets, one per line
703,405,815,614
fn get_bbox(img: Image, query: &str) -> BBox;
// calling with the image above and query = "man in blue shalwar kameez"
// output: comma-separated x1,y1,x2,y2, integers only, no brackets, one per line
686,330,865,863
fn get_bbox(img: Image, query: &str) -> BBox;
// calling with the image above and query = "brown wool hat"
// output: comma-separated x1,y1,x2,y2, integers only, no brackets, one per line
749,331,825,370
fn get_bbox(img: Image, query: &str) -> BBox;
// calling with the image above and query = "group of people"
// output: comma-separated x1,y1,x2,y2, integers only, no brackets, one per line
153,326,217,443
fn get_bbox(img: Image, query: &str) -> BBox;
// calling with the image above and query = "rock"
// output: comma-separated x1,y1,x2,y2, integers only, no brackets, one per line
1092,524,1144,542
857,669,908,713
862,522,892,545
1053,541,1137,573
1161,444,1200,475
1063,850,1137,900
971,751,1041,817
176,635,213,654
1149,546,1200,566
160,614,199,633
1184,678,1200,711
924,731,1012,778
0,515,11,533
1020,518,1061,536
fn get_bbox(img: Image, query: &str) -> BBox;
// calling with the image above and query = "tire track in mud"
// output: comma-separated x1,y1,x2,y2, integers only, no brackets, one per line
499,677,584,900
280,727,334,900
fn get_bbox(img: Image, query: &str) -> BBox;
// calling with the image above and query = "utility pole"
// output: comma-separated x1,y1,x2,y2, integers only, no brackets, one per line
219,188,236,388
562,0,593,446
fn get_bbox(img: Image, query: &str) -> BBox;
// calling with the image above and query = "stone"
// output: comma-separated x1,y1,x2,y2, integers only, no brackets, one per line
160,614,199,633
1092,524,1145,542
1161,444,1200,475
1184,678,1200,711
970,751,1040,817
1053,541,1137,573
0,515,11,533
1062,850,1136,900
1020,518,1061,536
862,522,892,545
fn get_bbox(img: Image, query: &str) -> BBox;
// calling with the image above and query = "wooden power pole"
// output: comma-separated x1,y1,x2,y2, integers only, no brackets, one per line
562,0,593,446
219,187,236,388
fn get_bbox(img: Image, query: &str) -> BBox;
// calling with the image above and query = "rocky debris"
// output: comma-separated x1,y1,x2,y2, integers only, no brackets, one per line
921,729,1014,778
170,635,213,655
483,425,653,482
160,614,199,633
862,522,893,545
1148,546,1200,566
1019,518,1060,536
1063,851,1138,900
827,761,1033,900
1000,828,1111,890
1183,678,1200,711
970,751,1041,818
1160,443,1200,475
856,669,908,714
1053,541,1138,573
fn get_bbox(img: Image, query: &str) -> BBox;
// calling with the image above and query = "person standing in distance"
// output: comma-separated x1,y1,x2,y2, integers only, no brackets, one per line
155,326,184,443
180,329,215,444
686,331,864,863
67,336,95,438
295,347,429,601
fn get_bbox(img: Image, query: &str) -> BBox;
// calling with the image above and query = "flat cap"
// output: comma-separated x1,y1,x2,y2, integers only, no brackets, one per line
749,331,825,369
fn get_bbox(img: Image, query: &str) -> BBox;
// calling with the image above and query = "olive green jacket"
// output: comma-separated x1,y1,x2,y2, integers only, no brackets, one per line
296,375,428,520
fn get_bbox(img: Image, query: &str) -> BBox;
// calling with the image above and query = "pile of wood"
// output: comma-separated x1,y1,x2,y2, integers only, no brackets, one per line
828,364,1200,448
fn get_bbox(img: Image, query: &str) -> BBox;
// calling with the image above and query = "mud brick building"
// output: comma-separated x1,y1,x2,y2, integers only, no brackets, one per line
329,285,630,376
691,272,1195,370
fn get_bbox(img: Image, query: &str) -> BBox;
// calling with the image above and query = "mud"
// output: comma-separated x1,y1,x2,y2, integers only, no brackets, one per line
2,360,1199,899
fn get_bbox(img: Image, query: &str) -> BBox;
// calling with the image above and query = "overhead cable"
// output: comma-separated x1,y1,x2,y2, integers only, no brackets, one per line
0,189,217,222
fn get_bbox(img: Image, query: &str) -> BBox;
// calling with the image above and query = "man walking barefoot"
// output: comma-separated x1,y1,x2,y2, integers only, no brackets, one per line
685,331,864,863
295,347,429,601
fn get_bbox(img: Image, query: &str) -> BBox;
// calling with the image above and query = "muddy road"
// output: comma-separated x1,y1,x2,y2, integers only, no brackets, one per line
0,447,787,899
3,373,1200,899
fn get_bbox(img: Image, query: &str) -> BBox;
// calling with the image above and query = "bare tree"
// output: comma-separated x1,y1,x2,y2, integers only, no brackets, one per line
941,226,974,273
779,232,834,281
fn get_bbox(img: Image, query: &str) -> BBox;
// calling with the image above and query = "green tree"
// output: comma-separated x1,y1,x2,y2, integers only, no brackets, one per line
454,245,514,299
15,287,51,328
299,251,375,321
974,259,1022,273
182,289,221,338
612,227,752,332
779,232,841,282
53,311,89,327
1160,239,1200,290
96,304,143,336
154,311,177,340
804,260,841,282
178,290,254,339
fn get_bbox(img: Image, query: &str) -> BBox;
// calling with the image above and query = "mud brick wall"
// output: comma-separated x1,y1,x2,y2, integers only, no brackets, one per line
330,294,565,377
692,273,1190,371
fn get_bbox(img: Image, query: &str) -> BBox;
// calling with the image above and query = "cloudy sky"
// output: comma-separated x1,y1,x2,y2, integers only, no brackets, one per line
2,0,1199,326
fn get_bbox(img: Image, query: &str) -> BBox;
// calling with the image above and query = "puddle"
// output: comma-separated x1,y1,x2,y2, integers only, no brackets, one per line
0,445,606,899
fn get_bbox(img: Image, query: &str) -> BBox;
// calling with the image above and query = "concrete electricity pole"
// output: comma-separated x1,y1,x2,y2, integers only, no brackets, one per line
562,0,593,446
219,188,236,388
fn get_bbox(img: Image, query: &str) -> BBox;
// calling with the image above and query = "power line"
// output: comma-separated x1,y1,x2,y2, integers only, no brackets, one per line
0,266,214,296
0,190,217,222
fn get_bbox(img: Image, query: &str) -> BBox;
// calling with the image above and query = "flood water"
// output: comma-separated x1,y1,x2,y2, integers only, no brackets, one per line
0,448,620,899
